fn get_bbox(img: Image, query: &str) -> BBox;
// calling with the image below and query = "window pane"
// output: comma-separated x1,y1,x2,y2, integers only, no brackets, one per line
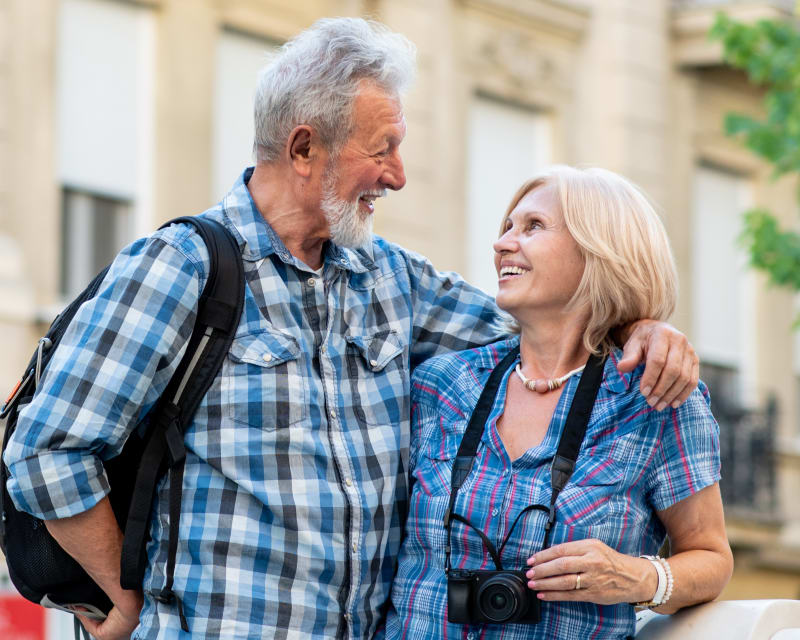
213,30,279,202
61,188,130,298
465,94,552,294
57,0,152,198
691,165,751,367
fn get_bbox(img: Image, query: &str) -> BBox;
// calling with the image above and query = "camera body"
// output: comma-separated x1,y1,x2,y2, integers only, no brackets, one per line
447,568,541,624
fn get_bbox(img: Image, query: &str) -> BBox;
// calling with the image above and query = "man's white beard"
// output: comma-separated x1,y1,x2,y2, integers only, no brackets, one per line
321,170,374,249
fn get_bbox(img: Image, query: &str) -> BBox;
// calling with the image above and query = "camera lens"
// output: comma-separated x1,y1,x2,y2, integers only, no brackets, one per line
477,574,528,623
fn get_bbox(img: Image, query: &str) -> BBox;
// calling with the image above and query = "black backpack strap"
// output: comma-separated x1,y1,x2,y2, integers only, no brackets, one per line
119,216,244,631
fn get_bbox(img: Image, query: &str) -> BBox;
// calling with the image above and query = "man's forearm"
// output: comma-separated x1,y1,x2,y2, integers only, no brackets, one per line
44,496,141,615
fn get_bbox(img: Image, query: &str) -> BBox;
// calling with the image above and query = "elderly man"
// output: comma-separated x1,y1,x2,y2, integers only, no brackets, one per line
5,17,697,640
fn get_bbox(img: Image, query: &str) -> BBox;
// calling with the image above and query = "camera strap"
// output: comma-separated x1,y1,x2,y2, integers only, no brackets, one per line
442,344,606,572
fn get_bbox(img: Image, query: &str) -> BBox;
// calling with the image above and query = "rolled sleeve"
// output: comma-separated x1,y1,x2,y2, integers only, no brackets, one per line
646,382,721,512
4,225,207,520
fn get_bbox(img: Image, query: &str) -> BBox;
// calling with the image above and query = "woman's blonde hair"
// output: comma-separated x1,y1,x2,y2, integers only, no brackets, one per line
499,165,678,355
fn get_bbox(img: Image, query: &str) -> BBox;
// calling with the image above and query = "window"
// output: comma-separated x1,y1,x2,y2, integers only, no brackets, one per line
465,94,552,294
691,164,756,405
213,29,279,202
56,0,154,297
60,188,131,297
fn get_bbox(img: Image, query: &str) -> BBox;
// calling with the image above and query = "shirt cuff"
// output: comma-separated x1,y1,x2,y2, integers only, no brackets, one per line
5,449,110,520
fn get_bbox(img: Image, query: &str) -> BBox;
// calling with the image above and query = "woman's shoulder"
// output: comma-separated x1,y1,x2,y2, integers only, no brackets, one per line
588,349,715,447
605,347,712,414
411,337,519,412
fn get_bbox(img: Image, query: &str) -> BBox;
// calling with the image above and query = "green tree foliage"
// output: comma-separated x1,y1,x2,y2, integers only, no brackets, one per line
709,13,800,295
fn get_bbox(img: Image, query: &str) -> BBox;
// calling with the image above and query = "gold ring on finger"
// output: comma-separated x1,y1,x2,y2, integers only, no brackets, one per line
575,574,582,590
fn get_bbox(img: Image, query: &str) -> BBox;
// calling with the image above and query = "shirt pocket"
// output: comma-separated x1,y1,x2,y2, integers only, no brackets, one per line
344,329,406,427
225,328,308,429
548,457,624,545
413,423,476,499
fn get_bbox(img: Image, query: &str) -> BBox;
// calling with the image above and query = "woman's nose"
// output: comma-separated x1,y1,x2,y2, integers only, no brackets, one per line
493,230,516,255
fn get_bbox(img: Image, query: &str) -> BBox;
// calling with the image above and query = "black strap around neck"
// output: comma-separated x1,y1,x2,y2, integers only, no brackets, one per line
443,345,607,571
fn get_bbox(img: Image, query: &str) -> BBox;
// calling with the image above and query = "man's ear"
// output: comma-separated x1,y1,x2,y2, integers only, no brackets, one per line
287,125,316,178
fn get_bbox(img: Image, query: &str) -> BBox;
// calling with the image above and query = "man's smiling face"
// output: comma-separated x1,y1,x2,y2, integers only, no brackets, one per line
320,82,407,248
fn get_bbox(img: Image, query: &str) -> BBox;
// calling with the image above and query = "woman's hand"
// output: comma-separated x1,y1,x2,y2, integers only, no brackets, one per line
525,539,658,605
616,319,699,411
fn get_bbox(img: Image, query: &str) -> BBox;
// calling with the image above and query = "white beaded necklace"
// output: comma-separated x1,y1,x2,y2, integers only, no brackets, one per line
514,362,586,393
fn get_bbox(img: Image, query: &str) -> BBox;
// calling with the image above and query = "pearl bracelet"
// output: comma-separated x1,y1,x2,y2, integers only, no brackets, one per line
630,555,673,608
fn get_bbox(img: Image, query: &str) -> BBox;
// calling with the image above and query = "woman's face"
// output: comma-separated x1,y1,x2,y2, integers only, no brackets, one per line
493,184,585,321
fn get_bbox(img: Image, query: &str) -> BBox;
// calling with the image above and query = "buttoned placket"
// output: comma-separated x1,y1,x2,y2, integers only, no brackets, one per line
316,267,363,637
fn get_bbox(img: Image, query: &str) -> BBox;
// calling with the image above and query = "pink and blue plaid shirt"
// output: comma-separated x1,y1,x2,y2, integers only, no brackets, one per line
384,338,720,640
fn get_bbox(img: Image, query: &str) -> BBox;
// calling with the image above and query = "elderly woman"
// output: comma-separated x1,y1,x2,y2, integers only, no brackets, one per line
383,166,733,639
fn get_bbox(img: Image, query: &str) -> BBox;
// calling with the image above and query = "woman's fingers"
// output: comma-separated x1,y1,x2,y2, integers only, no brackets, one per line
527,571,583,592
526,540,654,605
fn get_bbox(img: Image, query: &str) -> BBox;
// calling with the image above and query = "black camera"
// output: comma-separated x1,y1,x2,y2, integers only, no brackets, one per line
447,568,541,624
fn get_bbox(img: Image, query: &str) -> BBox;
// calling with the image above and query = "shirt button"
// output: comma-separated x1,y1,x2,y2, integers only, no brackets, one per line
262,353,272,363
492,508,498,517
307,277,316,287
369,359,378,367
340,258,347,264
345,477,353,487
330,409,337,419
320,345,327,354
467,634,474,640
352,541,358,552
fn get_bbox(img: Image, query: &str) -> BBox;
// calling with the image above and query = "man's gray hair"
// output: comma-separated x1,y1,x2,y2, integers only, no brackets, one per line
254,17,416,164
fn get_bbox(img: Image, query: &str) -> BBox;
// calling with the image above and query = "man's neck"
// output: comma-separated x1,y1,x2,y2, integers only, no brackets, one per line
247,163,329,269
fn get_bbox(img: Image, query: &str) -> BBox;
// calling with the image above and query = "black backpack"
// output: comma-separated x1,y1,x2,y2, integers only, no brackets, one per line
0,216,244,634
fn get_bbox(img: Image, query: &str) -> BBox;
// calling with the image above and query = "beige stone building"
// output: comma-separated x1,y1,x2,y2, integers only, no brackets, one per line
1,0,799,607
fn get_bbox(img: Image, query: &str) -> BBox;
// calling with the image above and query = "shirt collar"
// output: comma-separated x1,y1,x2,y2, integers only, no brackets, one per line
220,167,376,274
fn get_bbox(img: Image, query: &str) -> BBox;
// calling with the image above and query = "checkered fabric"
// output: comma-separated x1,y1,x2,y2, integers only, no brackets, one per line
4,168,503,639
384,338,720,640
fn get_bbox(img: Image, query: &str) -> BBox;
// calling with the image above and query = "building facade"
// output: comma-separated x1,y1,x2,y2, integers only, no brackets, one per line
1,0,799,610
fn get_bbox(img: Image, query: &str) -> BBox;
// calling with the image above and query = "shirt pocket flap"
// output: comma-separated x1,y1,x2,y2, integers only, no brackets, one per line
553,458,625,528
422,426,464,462
229,329,300,368
572,457,625,486
345,329,403,371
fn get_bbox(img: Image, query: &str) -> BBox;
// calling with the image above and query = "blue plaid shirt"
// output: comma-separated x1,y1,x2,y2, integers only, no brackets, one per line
4,169,503,639
384,338,720,640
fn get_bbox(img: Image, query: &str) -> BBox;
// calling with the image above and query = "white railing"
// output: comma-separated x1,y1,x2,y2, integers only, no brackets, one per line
636,600,800,639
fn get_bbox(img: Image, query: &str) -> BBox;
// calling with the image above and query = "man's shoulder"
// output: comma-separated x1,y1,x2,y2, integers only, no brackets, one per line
362,235,442,276
141,209,231,283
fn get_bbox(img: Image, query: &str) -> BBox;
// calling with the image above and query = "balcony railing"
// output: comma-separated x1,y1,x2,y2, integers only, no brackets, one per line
701,365,780,520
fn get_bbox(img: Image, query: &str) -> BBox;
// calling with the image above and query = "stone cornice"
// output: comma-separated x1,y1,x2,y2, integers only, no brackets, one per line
457,0,590,42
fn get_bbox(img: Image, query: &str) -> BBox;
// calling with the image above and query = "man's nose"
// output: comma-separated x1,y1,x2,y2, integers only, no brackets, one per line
383,150,406,191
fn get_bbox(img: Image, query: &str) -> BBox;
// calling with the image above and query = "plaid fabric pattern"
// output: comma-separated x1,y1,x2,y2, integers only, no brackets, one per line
4,168,503,639
384,338,720,640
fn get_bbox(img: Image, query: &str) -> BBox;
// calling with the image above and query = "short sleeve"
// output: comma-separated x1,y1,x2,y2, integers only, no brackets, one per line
646,382,721,512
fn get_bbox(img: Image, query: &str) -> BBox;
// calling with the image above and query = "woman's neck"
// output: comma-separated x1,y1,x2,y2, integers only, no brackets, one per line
516,312,591,380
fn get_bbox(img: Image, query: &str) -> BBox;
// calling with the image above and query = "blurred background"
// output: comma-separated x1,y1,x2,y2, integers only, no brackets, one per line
1,0,800,637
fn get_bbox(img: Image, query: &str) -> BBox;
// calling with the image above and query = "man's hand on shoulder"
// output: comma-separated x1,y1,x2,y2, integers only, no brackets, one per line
616,319,699,411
